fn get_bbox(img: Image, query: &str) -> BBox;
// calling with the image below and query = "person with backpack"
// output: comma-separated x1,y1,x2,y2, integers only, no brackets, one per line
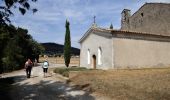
42,60,49,78
25,59,33,78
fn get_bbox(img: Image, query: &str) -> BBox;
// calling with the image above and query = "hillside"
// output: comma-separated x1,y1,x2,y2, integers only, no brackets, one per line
41,43,80,56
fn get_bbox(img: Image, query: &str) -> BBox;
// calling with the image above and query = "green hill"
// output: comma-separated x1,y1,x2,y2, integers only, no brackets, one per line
41,42,80,56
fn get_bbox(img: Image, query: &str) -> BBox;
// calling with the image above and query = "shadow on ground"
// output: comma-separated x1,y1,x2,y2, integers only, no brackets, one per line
0,75,95,100
0,77,14,100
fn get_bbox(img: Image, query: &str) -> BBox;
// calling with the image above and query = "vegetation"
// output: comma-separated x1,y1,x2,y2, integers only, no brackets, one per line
41,42,80,56
64,20,71,67
0,0,43,73
54,67,88,77
69,68,170,100
0,24,44,73
0,0,37,25
110,23,113,29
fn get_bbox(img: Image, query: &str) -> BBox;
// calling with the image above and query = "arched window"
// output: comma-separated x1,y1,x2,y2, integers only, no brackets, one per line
87,49,90,64
98,47,102,65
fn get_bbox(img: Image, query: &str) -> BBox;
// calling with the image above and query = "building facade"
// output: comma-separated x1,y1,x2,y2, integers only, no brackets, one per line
79,3,170,69
121,3,170,36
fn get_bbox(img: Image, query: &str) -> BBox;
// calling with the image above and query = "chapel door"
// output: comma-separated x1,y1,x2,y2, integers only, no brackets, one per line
92,55,96,69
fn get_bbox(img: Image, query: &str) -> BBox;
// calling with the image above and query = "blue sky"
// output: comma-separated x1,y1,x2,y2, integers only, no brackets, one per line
7,0,170,48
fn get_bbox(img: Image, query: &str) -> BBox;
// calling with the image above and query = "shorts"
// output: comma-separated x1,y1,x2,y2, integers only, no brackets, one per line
43,68,48,73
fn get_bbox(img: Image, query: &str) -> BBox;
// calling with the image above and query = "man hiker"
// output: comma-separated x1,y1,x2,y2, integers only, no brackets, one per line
25,59,33,78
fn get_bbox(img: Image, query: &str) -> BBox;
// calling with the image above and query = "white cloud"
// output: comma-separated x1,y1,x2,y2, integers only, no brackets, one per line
63,9,83,19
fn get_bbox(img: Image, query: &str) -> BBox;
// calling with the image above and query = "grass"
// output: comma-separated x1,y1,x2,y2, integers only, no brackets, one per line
0,77,14,100
69,68,170,100
39,57,80,65
53,67,88,77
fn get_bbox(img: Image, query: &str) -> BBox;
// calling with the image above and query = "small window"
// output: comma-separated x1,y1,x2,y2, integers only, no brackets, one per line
98,47,102,65
141,13,144,17
87,49,90,64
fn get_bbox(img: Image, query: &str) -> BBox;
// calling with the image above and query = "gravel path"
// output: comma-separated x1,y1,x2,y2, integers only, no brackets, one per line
1,64,95,100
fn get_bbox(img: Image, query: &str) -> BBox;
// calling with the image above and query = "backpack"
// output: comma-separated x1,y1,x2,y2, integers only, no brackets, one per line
25,61,32,68
43,61,49,68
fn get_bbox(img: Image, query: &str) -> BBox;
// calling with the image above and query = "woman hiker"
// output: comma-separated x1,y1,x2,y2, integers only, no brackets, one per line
42,60,49,78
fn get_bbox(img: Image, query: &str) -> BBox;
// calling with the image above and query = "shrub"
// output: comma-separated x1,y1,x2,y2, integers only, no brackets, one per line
54,67,88,77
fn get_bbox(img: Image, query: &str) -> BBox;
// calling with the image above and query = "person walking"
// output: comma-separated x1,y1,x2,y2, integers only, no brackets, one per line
25,59,33,78
42,60,49,78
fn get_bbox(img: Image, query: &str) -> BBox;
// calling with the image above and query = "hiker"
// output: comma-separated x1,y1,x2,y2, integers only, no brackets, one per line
25,59,33,78
42,60,49,78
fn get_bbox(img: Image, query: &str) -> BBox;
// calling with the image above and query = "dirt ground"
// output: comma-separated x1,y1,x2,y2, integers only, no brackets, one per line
69,68,170,100
2,63,170,100
0,64,98,100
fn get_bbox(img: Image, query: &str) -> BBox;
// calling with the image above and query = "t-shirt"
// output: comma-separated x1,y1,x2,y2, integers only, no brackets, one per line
43,61,49,68
25,61,32,68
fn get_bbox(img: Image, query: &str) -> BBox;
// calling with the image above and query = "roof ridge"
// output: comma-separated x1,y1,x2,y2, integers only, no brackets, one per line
146,2,170,4
87,26,170,37
112,30,170,37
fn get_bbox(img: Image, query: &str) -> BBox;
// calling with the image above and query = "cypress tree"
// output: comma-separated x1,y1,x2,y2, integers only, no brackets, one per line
64,20,71,67
110,23,113,29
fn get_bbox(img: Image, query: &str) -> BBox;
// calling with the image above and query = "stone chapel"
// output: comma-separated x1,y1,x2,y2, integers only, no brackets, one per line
79,3,170,69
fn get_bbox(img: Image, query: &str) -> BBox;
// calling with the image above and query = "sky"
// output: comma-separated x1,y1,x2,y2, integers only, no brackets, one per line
5,0,170,48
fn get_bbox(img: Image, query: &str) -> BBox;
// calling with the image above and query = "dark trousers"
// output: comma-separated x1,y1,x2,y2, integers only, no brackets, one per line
26,67,32,78
43,68,48,73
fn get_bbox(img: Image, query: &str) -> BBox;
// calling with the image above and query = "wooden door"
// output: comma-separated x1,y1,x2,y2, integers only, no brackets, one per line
92,55,96,69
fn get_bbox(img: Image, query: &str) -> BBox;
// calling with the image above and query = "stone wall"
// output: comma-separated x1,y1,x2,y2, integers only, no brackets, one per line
121,3,170,35
113,35,170,68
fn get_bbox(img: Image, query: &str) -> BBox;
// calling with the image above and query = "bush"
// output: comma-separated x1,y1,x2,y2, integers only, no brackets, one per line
62,71,69,77
54,67,88,77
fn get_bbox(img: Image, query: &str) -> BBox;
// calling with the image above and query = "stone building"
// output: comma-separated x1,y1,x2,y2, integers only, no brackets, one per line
79,3,170,69
121,3,170,35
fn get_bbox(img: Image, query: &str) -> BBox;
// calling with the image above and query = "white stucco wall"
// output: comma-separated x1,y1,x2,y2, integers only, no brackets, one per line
113,38,170,68
80,32,113,69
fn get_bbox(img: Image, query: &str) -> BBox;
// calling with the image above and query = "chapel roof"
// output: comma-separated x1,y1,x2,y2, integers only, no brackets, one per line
92,25,170,37
79,26,170,43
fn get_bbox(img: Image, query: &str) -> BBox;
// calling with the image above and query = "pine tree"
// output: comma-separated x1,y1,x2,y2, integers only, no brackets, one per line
64,20,71,67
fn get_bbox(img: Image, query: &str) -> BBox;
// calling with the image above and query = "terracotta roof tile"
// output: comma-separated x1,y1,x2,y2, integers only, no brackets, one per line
93,27,170,37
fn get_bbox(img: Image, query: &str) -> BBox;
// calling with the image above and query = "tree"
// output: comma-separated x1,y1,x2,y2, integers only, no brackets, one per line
30,40,45,62
0,24,44,73
0,25,10,73
64,20,71,67
110,23,113,29
0,0,40,73
0,0,37,25
2,37,24,71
